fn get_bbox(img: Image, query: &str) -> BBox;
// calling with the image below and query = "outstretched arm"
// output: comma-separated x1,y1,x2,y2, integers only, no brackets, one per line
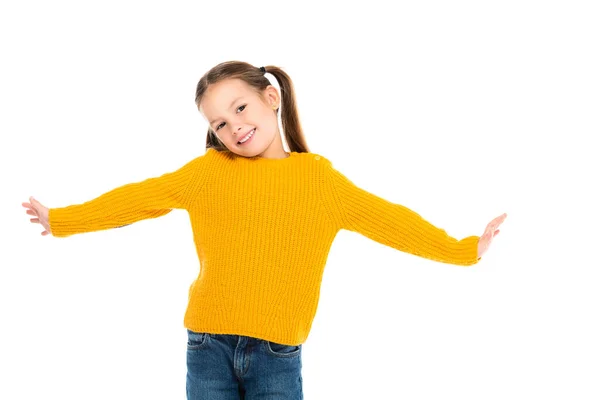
323,161,484,266
44,155,205,237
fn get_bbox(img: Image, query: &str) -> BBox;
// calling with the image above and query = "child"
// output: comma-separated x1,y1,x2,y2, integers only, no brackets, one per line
23,60,506,399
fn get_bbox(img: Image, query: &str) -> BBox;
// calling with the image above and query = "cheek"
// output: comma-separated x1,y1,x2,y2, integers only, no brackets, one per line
260,109,277,126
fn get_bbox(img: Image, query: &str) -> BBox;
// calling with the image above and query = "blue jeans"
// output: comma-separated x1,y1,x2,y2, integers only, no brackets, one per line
186,329,303,399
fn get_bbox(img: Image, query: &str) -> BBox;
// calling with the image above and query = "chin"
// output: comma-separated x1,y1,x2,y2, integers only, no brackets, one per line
232,145,263,157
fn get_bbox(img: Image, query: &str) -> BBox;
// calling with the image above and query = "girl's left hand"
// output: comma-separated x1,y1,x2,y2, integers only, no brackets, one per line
477,213,507,259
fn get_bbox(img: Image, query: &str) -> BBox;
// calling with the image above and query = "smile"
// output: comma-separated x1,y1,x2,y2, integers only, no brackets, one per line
238,129,256,145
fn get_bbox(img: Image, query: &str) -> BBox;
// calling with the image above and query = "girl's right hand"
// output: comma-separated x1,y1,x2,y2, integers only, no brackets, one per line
22,196,51,236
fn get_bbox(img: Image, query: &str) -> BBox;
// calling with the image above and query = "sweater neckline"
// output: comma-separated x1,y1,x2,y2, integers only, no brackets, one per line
244,151,299,163
207,148,305,164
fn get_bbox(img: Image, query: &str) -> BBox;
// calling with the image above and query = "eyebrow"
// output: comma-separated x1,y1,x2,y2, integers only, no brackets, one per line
209,97,244,125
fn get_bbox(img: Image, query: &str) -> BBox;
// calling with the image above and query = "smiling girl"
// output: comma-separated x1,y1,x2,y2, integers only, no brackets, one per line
23,60,506,399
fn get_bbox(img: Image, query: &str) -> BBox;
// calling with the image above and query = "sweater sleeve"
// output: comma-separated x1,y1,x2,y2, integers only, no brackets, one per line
48,154,207,238
322,159,481,266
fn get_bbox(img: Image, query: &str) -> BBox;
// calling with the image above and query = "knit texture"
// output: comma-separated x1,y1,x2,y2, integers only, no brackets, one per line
49,148,480,345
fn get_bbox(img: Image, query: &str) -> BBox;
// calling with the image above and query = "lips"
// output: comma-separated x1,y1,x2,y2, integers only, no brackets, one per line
237,128,255,144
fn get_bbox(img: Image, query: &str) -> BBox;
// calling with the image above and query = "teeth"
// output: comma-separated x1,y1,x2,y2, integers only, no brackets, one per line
239,129,255,144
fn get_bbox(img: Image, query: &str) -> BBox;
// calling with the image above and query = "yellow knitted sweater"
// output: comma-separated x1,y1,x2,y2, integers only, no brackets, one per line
49,148,481,345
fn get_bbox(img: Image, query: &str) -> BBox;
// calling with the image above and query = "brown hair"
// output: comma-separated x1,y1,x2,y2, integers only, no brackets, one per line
195,61,310,153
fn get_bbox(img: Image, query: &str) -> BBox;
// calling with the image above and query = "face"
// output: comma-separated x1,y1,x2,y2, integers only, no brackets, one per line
199,78,288,159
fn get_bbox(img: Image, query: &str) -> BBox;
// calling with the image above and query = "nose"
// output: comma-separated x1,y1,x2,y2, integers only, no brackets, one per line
231,126,244,140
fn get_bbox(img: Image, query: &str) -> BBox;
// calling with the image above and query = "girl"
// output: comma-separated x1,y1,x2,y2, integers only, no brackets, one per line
22,60,506,399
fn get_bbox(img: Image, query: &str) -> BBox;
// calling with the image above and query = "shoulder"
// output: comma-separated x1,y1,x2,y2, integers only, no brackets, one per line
189,147,223,164
172,148,218,173
303,152,336,176
300,151,332,167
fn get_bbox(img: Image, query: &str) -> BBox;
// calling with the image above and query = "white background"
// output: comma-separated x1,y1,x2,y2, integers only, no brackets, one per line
2,1,599,399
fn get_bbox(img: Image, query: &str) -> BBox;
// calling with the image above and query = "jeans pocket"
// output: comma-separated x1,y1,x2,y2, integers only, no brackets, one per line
264,340,302,358
187,330,210,351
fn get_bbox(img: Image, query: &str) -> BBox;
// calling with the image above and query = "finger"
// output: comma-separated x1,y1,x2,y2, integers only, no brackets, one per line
30,218,40,223
26,210,37,216
490,215,504,225
491,216,506,229
42,230,49,236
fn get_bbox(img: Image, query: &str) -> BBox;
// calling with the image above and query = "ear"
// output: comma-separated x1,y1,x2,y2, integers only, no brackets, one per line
263,85,280,106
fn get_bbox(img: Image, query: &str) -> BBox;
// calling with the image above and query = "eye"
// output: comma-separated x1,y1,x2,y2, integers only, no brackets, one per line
215,104,247,131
